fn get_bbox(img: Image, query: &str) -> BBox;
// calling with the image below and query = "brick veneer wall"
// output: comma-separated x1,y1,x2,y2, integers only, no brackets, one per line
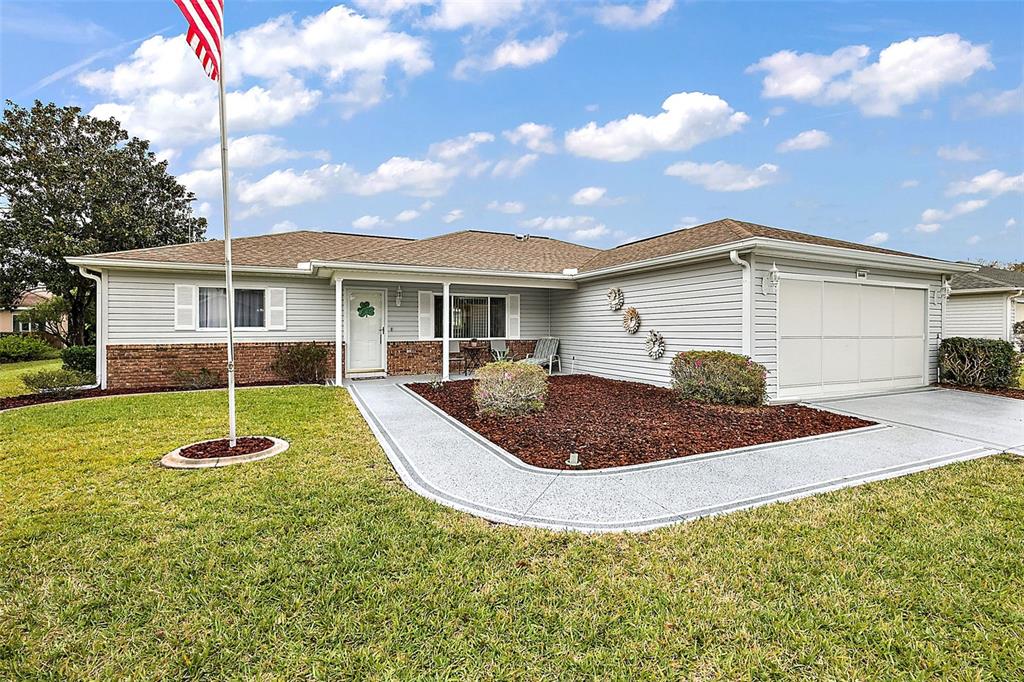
106,342,338,389
505,339,537,360
385,339,539,375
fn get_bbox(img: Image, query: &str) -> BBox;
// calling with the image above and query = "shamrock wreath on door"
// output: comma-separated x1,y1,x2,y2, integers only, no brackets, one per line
357,301,376,317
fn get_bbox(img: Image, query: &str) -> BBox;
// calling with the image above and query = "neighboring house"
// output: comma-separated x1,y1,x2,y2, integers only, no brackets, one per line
66,218,974,402
945,266,1024,344
0,287,62,343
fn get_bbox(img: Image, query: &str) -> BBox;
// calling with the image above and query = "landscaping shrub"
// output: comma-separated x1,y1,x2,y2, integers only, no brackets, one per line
0,335,56,363
172,367,223,389
472,361,548,417
61,345,96,373
271,343,330,384
939,337,1020,388
670,351,768,406
21,368,95,394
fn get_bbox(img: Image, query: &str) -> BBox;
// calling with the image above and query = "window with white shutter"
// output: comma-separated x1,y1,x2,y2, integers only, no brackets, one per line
267,288,286,330
418,291,434,340
174,284,196,330
506,294,520,339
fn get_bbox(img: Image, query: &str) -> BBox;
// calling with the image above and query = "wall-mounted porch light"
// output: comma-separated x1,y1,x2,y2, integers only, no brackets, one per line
761,262,780,295
395,285,403,307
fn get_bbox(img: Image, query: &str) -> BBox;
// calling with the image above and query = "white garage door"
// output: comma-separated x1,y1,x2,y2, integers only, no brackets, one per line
778,279,927,400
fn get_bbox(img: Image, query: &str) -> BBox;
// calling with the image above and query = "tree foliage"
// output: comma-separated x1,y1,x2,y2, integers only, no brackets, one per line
0,100,206,343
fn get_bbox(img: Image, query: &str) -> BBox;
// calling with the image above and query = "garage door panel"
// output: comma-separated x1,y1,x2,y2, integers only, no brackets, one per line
859,338,894,381
822,282,860,336
893,337,924,378
821,338,859,383
779,338,821,387
780,280,821,336
894,288,926,336
860,286,893,336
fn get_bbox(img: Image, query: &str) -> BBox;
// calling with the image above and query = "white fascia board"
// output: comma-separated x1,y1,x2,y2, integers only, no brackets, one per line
574,240,757,280
64,256,314,276
751,239,976,274
313,261,577,289
950,287,1024,295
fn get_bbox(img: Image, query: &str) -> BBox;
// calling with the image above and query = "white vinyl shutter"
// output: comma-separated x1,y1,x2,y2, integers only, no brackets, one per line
174,284,195,330
418,291,434,340
506,294,520,339
267,288,287,330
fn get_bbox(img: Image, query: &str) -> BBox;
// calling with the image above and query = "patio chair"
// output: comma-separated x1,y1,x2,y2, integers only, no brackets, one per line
520,337,561,375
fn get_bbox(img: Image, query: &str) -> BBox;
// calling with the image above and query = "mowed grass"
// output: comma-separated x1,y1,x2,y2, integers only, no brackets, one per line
1,387,1022,680
0,358,62,398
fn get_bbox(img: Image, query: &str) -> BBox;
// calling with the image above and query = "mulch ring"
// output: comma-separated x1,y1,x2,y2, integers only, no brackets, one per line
0,380,293,412
179,437,275,460
408,374,874,470
938,383,1024,400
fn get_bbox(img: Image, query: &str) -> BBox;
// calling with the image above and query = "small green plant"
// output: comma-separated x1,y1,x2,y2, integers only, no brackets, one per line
271,343,330,384
429,375,445,391
61,345,96,373
472,361,548,417
670,351,768,406
0,335,56,363
939,337,1020,388
172,367,223,389
21,368,95,394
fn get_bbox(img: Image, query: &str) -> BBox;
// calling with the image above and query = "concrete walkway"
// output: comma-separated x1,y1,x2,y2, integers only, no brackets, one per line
348,379,1017,533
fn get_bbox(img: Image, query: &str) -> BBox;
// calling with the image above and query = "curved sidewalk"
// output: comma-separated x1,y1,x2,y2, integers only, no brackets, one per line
348,381,1011,533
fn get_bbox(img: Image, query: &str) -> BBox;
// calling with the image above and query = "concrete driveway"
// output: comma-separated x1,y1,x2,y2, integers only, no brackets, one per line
348,380,1017,533
812,388,1024,452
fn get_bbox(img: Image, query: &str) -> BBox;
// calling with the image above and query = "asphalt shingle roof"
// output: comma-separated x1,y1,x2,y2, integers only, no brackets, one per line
950,265,1024,291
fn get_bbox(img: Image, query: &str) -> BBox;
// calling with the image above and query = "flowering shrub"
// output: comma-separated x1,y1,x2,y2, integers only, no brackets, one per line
472,361,548,417
670,351,768,406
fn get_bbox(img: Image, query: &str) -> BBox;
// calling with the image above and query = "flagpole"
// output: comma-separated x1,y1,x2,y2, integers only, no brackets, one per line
216,39,237,447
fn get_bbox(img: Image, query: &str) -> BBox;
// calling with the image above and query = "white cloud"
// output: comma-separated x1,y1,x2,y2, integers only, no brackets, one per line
570,187,607,206
177,168,224,198
442,209,464,223
427,0,524,30
957,85,1024,118
915,223,941,233
491,153,539,178
776,129,831,152
936,143,982,162
947,169,1024,197
271,220,300,234
487,200,525,214
520,215,609,241
395,209,420,222
966,234,981,245
154,148,179,164
352,215,386,230
595,0,675,29
352,0,433,16
351,156,459,196
1007,218,1018,228
747,34,992,116
193,134,328,169
901,179,920,188
864,231,889,245
564,91,748,162
664,161,780,192
503,123,557,153
455,32,567,78
921,198,989,224
428,131,495,160
676,216,700,229
236,168,330,208
78,7,431,144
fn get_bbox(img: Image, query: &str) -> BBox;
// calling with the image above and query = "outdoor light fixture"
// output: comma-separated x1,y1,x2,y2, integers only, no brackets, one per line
395,285,403,307
762,262,780,295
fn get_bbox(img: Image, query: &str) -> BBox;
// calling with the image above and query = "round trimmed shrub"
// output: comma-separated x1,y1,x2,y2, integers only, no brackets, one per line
472,361,549,417
0,335,55,363
61,345,96,373
670,351,768,406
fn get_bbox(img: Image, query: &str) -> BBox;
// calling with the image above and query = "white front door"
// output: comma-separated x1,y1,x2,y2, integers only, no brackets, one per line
347,290,385,373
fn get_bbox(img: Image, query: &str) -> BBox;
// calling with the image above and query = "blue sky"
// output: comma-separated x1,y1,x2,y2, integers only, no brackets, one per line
2,1,1022,261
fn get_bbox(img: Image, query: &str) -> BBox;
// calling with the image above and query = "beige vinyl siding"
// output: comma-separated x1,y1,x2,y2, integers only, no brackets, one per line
106,270,335,345
551,258,743,386
753,256,944,397
945,292,1012,340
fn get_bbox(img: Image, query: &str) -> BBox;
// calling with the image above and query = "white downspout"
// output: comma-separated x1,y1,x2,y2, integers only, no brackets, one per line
77,266,105,389
729,250,752,357
1007,289,1023,343
442,281,451,381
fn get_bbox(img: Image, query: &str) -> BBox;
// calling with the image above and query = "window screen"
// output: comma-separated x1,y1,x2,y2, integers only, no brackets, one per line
199,288,265,328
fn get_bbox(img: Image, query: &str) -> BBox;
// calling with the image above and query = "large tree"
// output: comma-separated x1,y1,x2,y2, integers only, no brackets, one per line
1,100,206,344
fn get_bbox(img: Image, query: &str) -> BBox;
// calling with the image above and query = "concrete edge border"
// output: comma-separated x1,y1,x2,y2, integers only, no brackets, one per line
160,436,289,469
349,384,1000,533
397,383,890,477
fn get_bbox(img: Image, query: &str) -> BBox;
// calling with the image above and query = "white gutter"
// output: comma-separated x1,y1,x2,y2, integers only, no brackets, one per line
77,266,105,389
949,286,1024,295
308,259,573,281
65,256,310,276
729,250,752,356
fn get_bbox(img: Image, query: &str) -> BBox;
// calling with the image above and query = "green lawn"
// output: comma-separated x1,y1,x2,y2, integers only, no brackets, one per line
0,358,62,398
1,387,1021,680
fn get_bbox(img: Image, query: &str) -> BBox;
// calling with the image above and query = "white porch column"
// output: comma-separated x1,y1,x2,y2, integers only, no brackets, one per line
442,281,451,381
334,277,343,385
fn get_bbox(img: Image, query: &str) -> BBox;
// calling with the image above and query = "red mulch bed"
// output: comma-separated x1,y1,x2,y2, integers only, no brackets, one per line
0,380,292,412
939,383,1024,400
408,375,874,470
180,436,275,459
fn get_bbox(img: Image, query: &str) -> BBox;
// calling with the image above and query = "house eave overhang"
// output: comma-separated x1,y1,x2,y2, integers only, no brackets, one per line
309,260,578,289
65,256,314,276
751,239,976,274
575,239,759,280
950,286,1024,295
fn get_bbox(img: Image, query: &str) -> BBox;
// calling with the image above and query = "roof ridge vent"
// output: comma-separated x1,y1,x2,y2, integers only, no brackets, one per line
514,233,530,241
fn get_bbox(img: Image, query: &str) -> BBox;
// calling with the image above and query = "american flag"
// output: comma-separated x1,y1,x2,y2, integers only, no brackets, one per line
172,0,223,81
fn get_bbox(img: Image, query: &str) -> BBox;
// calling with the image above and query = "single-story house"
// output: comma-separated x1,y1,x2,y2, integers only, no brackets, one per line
944,265,1024,344
0,287,64,344
66,218,975,402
